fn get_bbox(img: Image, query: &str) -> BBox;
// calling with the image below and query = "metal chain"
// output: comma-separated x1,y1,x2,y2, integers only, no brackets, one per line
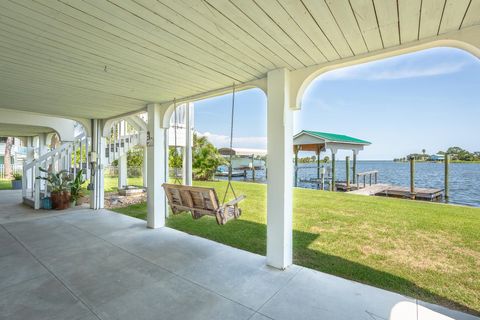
222,83,238,204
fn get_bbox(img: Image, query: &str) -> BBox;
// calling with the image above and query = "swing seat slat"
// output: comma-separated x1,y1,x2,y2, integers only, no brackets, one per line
162,183,244,225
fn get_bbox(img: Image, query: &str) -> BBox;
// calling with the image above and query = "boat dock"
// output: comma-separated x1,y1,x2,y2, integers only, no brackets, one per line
347,184,444,201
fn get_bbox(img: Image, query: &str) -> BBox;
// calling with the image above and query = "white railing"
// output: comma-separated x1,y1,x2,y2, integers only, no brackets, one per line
105,132,140,164
23,134,90,209
0,164,23,179
23,120,143,209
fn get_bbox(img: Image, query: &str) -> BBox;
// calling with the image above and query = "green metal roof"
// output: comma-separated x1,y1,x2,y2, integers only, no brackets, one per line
301,130,371,145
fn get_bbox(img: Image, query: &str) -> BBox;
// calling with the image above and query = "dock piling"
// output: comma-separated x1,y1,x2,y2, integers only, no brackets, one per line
331,153,336,191
444,153,449,199
409,156,416,198
345,156,350,190
352,152,357,184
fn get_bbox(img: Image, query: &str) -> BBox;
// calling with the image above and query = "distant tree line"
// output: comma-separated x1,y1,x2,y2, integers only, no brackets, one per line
394,147,480,162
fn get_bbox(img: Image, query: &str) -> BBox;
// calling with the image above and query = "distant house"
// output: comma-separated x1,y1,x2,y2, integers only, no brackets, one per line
0,137,27,166
0,137,28,178
428,154,445,161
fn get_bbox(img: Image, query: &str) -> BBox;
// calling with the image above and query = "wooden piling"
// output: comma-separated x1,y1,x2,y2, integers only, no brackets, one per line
251,154,256,181
352,153,357,184
345,156,350,190
331,153,336,191
316,146,321,181
409,156,415,198
444,153,449,199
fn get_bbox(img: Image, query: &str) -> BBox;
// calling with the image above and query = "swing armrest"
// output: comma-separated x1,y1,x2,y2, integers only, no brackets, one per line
222,195,246,208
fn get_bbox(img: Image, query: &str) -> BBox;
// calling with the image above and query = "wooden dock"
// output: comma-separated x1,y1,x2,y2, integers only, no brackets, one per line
375,186,444,201
346,184,444,202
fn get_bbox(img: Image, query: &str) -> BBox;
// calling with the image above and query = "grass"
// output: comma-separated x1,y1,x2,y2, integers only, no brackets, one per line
0,179,12,190
103,176,144,193
89,179,480,314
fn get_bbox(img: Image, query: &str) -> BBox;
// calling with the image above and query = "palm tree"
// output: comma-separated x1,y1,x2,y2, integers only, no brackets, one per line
422,149,426,155
3,137,13,179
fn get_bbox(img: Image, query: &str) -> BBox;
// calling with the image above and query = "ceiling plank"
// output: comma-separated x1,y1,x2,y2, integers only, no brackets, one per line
301,0,354,58
89,0,261,78
230,0,316,66
373,0,400,48
203,0,302,69
462,0,480,28
439,0,471,33
276,0,340,61
0,21,212,93
398,0,421,43
350,0,384,51
158,0,291,70
254,0,328,64
419,0,446,39
324,0,369,55
25,0,236,85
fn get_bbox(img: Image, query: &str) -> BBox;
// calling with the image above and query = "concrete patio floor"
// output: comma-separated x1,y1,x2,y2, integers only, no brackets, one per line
0,192,478,320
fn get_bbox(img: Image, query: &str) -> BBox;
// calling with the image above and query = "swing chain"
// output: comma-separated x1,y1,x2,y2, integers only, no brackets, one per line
222,83,238,204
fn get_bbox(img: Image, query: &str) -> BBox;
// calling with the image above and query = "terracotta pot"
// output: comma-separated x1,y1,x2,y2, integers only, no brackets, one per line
50,192,61,210
51,191,71,210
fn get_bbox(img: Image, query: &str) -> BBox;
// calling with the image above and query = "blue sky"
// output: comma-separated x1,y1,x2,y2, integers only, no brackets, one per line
193,47,480,160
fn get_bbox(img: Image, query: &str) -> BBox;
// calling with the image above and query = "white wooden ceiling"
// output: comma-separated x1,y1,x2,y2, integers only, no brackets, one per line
0,123,53,137
0,0,479,119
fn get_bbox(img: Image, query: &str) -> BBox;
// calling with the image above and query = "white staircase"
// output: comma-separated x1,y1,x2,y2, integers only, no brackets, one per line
105,132,140,165
23,134,90,209
23,118,146,209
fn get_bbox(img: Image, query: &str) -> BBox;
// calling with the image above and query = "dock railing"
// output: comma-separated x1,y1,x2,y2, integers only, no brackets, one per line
356,170,378,189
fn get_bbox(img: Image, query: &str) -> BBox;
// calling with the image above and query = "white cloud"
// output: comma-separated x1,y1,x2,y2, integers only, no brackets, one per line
320,62,466,81
198,132,267,149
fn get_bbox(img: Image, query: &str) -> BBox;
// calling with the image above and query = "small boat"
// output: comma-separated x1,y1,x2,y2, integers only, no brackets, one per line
215,166,246,177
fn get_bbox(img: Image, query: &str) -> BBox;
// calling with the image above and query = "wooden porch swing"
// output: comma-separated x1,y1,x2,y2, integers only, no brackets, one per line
162,84,245,225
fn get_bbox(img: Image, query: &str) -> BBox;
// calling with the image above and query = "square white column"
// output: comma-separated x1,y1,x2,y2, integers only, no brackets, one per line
90,119,105,210
118,154,127,189
142,146,148,188
147,103,167,228
266,68,294,269
183,102,193,186
38,133,48,156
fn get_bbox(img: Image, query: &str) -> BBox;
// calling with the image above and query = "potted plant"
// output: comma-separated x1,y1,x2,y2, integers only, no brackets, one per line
11,173,22,190
36,168,72,210
69,169,85,207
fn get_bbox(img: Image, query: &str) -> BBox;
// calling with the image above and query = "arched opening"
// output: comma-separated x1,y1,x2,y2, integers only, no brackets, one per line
291,46,480,314
101,118,147,206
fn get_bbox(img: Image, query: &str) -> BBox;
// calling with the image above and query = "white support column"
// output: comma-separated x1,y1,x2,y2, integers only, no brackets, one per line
142,146,148,188
183,102,193,186
266,68,294,269
90,119,105,210
38,133,48,156
118,154,127,189
147,103,167,228
26,138,35,191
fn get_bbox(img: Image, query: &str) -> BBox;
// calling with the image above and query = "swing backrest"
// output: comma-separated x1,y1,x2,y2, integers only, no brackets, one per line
162,183,221,215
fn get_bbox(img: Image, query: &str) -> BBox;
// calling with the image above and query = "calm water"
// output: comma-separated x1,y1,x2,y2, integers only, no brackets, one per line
219,161,480,207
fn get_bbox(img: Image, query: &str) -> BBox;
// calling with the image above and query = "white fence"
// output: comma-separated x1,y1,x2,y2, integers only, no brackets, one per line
0,164,23,179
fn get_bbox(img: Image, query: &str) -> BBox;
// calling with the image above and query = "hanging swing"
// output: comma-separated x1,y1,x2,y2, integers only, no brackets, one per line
162,84,245,225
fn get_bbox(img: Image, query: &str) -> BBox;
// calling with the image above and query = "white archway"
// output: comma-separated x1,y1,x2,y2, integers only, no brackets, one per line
290,27,480,110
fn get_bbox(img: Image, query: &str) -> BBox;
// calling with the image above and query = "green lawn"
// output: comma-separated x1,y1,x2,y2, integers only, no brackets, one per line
0,179,12,190
111,180,478,314
103,176,144,193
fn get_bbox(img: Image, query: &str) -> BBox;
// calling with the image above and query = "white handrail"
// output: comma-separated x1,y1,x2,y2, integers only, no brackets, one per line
22,134,89,209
